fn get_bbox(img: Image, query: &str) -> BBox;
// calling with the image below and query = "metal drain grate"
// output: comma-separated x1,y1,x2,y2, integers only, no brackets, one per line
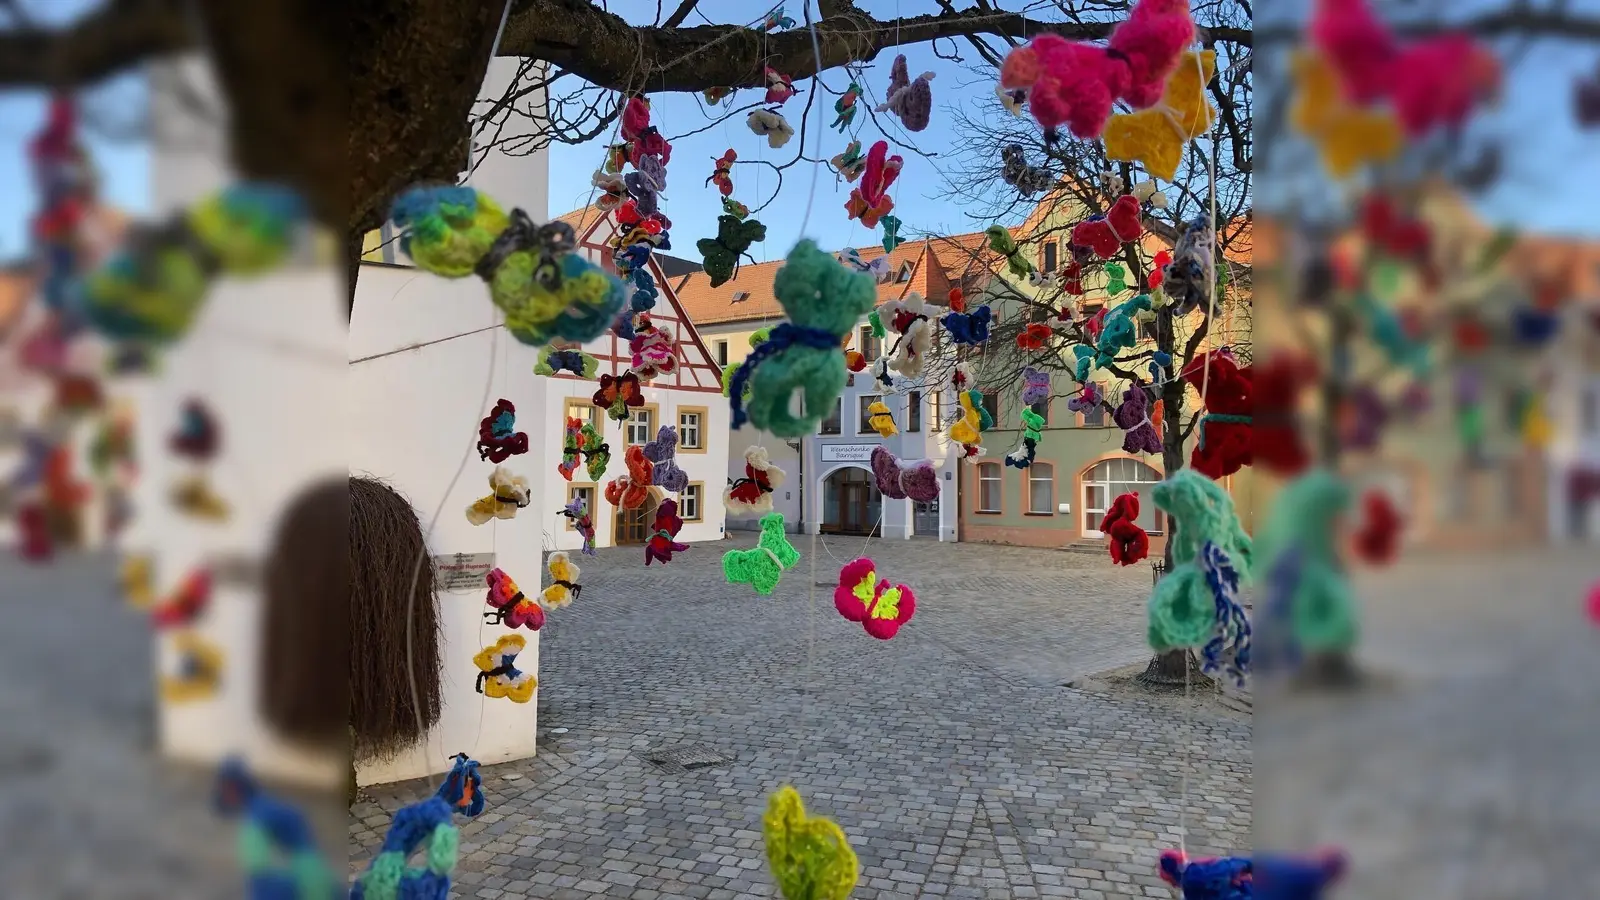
638,743,734,774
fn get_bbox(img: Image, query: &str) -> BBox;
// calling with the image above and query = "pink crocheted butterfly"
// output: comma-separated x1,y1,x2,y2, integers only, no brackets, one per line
871,447,938,503
483,568,544,630
845,140,902,229
834,558,916,640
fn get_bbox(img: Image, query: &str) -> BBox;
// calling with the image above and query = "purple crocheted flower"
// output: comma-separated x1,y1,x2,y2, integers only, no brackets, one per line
1113,386,1161,455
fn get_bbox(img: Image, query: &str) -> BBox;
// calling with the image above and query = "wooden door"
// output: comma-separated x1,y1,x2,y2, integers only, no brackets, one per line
615,498,653,545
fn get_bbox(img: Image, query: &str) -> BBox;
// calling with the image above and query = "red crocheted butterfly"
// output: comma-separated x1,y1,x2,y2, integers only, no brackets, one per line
706,149,736,197
1100,493,1149,566
477,398,529,463
644,499,689,565
593,372,645,421
1016,322,1053,350
482,567,544,630
845,140,902,229
152,568,212,629
834,558,917,640
604,445,654,509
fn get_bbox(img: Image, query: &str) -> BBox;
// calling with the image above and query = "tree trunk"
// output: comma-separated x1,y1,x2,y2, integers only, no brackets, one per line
346,226,365,320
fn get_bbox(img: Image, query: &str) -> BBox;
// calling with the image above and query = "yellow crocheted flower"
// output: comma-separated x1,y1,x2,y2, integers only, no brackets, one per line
764,786,858,900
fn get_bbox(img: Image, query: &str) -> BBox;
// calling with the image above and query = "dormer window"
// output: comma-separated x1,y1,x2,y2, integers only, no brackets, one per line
731,291,750,303
897,262,913,283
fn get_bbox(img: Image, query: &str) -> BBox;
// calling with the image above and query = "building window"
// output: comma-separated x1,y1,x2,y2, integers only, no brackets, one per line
981,391,1000,425
732,291,750,303
1027,462,1055,514
908,391,922,432
1042,241,1057,274
858,325,881,362
682,483,703,521
1081,398,1106,427
566,484,596,527
977,462,1002,513
714,340,729,366
360,222,412,267
1029,398,1049,426
932,390,941,426
819,397,842,435
898,261,914,283
565,400,601,432
626,406,656,445
1081,458,1162,534
678,408,706,451
858,394,883,434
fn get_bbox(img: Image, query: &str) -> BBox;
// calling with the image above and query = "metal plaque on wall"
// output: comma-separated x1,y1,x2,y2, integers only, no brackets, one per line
434,552,497,592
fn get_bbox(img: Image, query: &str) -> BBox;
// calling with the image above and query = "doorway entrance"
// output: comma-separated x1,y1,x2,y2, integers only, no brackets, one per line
822,466,881,536
1080,458,1162,537
614,490,660,546
913,498,940,536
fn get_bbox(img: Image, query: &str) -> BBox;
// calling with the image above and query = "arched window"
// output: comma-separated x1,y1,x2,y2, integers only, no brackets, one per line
1027,462,1055,514
1081,458,1162,535
977,462,1002,513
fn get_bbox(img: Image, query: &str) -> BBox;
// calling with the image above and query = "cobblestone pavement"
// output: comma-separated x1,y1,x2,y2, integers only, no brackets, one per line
1256,546,1600,899
351,536,1253,899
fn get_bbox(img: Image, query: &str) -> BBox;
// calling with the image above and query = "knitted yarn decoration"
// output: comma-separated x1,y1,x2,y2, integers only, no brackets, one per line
747,108,796,148
1104,51,1217,182
985,225,1035,278
81,183,306,346
834,558,917,640
604,445,655,509
866,400,898,437
534,345,600,379
871,447,938,502
391,187,625,344
213,757,340,900
1005,409,1045,469
435,753,486,819
940,304,992,345
541,551,583,608
1095,294,1154,366
347,795,459,900
875,54,935,131
1071,195,1142,260
645,498,690,566
723,513,800,596
844,141,902,228
1199,541,1252,688
1100,492,1150,566
876,292,933,379
1254,468,1358,654
464,466,531,525
558,417,583,481
641,425,689,492
697,213,767,287
476,399,528,464
471,634,537,703
725,445,787,515
1147,469,1253,652
1255,849,1346,899
1157,850,1252,900
1163,217,1217,317
1114,385,1162,455
1352,489,1402,565
482,567,544,631
579,422,610,481
999,0,1194,141
557,497,597,557
764,785,859,900
729,240,876,435
1182,350,1252,479
1020,367,1050,406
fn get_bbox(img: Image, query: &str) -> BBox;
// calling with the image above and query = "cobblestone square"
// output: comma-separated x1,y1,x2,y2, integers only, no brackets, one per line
350,536,1252,899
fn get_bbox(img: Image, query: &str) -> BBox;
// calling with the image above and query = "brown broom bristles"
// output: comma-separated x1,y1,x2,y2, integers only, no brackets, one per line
346,476,443,761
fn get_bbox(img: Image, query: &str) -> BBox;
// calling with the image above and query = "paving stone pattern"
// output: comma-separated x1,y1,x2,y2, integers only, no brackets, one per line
350,536,1253,899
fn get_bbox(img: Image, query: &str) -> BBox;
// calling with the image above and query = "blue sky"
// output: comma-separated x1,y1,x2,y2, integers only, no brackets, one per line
0,0,1596,265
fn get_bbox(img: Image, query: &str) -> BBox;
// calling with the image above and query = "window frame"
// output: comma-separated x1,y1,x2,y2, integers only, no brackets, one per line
858,394,884,435
681,482,704,521
819,397,842,435
1026,462,1056,516
981,391,1001,426
1042,240,1057,274
907,391,922,433
565,399,602,433
976,461,1004,514
858,325,882,363
624,403,659,447
714,340,729,367
677,406,708,453
1029,397,1050,426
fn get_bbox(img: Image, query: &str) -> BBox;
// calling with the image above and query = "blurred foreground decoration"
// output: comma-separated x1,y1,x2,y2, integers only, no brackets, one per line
214,758,340,900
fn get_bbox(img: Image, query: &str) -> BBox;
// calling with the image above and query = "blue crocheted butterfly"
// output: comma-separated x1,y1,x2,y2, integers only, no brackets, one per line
435,753,486,818
349,796,458,900
1158,850,1251,900
213,757,339,900
940,305,992,345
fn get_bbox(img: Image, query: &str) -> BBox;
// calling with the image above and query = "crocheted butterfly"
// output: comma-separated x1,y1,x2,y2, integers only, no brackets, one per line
870,447,938,502
1005,409,1044,469
837,246,891,282
707,149,736,196
592,169,627,211
348,793,459,900
698,213,768,287
845,141,902,229
760,4,796,30
998,0,1194,141
171,472,231,521
630,316,678,381
947,390,986,449
645,498,690,566
1157,850,1251,900
465,465,531,525
161,630,224,702
619,95,672,165
579,422,610,481
986,225,1034,278
1016,322,1052,350
880,215,904,253
877,292,933,378
534,345,600,379
832,81,862,131
593,371,645,421
483,567,544,630
722,196,750,220
1072,195,1142,260
605,445,655,509
558,496,597,556
1104,50,1217,182
941,304,992,345
1101,492,1149,566
558,417,583,480
747,109,794,148
834,558,917,639
829,140,866,182
723,512,800,596
1000,144,1054,197
473,633,536,703
764,67,796,105
642,425,689,492
436,752,486,818
151,567,212,630
1115,386,1162,455
212,758,340,899
865,400,897,437
1164,217,1216,316
764,785,858,900
541,551,582,609
876,54,935,132
725,446,787,515
170,397,220,460
1020,367,1050,406
476,398,529,463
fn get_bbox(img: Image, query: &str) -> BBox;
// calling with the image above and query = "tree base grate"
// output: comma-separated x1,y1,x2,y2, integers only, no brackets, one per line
637,743,734,774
